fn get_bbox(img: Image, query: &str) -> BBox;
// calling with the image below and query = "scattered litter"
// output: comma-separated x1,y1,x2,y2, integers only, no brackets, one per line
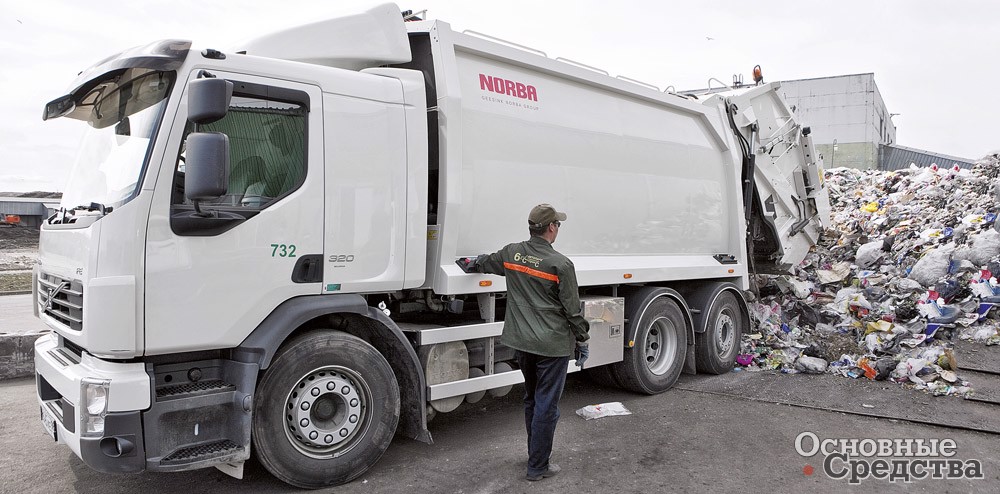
576,402,632,420
739,155,1000,399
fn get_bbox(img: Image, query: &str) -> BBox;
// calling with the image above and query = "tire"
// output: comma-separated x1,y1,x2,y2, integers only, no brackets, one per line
612,297,687,394
695,292,743,374
253,330,400,489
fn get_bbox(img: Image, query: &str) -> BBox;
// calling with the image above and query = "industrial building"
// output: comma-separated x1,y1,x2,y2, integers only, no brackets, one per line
776,73,974,170
0,196,60,228
686,73,975,170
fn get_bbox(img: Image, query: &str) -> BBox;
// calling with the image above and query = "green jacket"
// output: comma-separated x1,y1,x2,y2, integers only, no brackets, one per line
476,236,589,357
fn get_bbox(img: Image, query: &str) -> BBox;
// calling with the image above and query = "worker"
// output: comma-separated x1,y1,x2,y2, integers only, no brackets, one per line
456,203,590,482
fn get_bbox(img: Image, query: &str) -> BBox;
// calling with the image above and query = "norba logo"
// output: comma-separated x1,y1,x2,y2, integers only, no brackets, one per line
479,74,538,101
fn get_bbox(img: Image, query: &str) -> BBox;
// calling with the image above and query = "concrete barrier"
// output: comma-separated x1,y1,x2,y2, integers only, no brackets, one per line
0,332,46,381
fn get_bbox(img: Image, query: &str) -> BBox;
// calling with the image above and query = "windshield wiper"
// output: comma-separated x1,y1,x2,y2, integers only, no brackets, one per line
74,202,114,215
46,203,116,225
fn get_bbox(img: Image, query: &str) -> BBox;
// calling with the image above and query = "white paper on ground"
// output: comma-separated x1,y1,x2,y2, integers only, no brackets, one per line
575,402,632,420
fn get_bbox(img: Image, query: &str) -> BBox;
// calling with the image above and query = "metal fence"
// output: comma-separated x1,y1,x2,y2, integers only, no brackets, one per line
879,144,975,171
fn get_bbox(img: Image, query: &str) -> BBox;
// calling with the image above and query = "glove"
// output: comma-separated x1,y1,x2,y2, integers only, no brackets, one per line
455,256,481,273
574,341,589,369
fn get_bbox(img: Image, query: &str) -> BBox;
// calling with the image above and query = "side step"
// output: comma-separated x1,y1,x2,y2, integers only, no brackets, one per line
161,440,243,466
156,380,235,399
143,359,258,473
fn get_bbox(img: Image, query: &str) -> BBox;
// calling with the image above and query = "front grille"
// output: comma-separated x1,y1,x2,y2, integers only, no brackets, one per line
38,273,83,331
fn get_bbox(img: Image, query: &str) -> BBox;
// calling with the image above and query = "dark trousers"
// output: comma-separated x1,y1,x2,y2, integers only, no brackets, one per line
516,351,570,476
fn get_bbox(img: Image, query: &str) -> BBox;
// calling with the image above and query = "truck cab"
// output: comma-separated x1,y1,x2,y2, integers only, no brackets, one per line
36,6,430,484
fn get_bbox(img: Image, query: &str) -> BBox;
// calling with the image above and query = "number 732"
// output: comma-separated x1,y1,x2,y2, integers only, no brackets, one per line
270,244,297,258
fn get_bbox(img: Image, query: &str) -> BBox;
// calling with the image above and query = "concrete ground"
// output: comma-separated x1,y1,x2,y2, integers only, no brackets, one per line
2,371,997,493
0,294,48,380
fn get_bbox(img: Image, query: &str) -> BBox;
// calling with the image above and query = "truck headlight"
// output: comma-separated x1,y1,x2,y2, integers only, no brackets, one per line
81,378,111,437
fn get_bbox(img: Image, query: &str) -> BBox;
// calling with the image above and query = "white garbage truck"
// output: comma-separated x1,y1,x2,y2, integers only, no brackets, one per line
32,3,829,488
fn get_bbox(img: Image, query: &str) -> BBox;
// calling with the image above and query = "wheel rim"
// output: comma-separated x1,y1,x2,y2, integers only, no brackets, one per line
284,366,372,459
644,316,679,375
715,310,736,356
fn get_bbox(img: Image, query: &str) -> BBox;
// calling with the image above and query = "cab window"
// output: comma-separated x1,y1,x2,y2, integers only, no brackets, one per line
172,82,308,209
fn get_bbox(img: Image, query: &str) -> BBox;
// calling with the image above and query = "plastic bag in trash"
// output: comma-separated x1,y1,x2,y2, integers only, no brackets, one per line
908,245,955,287
969,230,1000,266
795,356,828,374
855,241,885,269
575,402,632,420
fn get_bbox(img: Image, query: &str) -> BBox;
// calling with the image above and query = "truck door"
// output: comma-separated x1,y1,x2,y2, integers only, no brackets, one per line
144,73,324,354
320,75,412,294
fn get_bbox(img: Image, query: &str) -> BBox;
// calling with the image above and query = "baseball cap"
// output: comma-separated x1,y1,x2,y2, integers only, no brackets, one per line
528,203,567,228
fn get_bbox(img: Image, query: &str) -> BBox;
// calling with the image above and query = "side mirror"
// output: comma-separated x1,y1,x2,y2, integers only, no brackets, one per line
185,132,230,202
187,78,233,124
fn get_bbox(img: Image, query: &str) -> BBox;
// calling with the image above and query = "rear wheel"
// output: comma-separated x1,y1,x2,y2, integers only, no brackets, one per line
695,292,743,374
612,297,687,394
253,330,400,489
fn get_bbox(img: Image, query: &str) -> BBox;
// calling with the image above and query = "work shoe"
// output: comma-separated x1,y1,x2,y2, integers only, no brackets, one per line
526,463,560,481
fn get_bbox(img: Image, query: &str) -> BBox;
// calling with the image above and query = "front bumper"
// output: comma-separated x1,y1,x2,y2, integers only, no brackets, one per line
34,333,150,473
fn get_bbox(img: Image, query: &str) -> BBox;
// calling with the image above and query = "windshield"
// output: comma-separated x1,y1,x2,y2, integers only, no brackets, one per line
59,69,176,210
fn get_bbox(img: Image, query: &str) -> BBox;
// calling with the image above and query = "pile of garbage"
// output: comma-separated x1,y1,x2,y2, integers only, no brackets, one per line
739,154,1000,397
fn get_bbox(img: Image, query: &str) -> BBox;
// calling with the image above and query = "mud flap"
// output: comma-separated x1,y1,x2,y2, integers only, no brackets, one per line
215,461,244,479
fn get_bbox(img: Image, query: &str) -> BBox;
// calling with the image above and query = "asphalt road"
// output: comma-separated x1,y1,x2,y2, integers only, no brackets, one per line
0,294,47,335
2,373,997,493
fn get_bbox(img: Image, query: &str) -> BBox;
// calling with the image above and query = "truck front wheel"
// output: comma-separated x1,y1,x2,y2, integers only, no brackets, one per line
613,297,687,394
253,330,400,489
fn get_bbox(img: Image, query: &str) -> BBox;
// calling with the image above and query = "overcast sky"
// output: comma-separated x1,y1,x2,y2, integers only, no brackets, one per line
1,0,997,192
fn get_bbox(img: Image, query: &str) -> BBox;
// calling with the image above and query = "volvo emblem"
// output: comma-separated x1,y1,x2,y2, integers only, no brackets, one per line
43,281,68,312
